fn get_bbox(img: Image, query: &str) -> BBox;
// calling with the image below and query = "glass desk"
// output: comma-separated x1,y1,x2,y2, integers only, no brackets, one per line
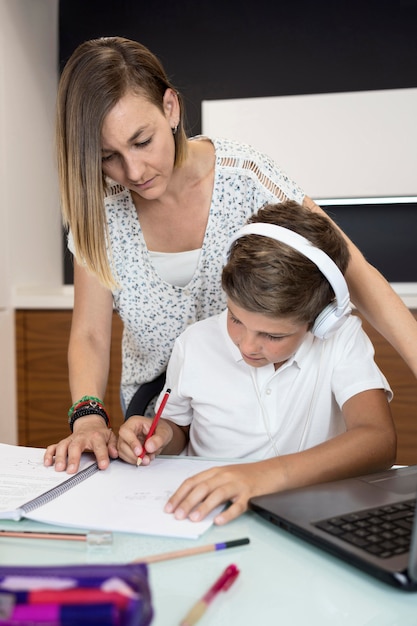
1,509,416,625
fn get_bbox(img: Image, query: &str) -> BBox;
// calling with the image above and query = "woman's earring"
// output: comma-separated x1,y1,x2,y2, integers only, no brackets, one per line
172,124,178,135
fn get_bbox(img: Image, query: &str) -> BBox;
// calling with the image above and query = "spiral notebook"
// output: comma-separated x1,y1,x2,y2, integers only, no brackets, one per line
0,444,98,521
0,443,226,539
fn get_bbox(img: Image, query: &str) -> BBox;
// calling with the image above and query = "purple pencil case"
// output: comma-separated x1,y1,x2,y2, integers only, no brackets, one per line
0,563,153,625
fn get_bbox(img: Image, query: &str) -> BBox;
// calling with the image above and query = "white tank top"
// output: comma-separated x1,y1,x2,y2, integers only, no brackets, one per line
149,248,201,287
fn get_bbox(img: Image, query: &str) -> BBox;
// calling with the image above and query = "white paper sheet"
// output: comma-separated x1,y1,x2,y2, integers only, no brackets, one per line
0,443,95,519
0,444,227,539
27,457,226,539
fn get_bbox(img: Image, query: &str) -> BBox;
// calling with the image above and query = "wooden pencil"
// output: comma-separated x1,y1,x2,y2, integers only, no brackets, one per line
132,537,250,564
0,530,87,541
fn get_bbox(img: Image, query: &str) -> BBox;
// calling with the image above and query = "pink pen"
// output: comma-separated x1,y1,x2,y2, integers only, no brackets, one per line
179,564,240,626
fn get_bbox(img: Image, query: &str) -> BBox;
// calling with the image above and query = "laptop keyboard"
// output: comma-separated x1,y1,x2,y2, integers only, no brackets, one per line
314,499,416,559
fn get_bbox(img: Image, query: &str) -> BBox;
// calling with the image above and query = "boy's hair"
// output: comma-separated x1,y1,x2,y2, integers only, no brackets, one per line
56,37,188,289
222,201,351,327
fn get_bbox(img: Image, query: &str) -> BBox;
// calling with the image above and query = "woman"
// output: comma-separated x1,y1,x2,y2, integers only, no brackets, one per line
44,36,417,474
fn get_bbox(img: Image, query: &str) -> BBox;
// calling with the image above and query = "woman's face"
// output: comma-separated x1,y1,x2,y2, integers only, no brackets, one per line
101,89,179,200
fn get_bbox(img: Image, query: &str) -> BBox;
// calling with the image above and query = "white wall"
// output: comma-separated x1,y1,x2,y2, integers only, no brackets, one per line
0,310,16,443
0,0,60,443
202,88,417,199
1,0,61,295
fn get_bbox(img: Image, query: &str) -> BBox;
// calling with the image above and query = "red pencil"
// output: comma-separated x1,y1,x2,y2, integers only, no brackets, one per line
137,388,171,466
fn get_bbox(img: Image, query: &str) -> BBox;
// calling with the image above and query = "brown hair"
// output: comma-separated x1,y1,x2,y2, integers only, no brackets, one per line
56,37,188,288
222,201,351,327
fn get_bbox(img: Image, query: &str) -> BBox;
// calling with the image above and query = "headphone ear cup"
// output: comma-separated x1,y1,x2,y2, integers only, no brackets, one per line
312,303,351,340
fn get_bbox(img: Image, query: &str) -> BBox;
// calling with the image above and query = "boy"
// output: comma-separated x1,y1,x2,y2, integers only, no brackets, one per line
118,201,396,525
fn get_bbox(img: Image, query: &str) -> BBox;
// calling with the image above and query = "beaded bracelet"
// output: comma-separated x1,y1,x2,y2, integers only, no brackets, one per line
68,402,110,433
68,395,104,418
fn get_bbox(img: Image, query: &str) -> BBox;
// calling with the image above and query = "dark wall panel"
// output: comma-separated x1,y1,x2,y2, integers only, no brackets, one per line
59,0,417,135
59,0,417,284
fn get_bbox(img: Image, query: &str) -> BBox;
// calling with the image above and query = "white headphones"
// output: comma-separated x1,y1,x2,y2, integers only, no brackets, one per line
225,223,352,340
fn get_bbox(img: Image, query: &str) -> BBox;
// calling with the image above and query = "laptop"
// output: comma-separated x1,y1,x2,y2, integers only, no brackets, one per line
250,465,417,590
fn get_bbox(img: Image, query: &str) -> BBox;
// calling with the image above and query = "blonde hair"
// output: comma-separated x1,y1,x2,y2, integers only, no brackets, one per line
56,37,188,288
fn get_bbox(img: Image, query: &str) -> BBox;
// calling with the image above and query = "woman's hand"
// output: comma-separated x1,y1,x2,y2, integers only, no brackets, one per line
164,462,272,525
43,415,118,473
117,416,175,465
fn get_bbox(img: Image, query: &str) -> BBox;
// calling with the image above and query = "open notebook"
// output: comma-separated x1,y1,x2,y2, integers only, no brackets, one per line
250,465,417,590
0,443,226,539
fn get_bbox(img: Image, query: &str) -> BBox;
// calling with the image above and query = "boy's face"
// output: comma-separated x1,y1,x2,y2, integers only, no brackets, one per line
226,300,309,370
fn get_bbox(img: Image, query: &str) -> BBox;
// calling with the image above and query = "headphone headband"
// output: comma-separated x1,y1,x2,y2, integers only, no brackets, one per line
225,223,351,338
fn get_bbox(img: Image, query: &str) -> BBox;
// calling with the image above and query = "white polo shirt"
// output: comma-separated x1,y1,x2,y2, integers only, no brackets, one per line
161,310,392,459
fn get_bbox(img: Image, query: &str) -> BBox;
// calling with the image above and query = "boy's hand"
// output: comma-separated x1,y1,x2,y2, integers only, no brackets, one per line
117,416,174,465
164,462,270,525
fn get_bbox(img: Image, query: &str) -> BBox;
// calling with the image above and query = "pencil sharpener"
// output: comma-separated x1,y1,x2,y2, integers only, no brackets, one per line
86,531,113,546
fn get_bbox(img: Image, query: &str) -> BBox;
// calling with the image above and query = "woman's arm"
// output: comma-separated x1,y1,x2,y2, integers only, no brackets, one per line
304,195,417,377
164,388,396,525
44,261,118,473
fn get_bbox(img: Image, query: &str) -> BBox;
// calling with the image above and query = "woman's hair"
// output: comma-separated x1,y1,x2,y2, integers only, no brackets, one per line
222,201,351,327
56,36,188,288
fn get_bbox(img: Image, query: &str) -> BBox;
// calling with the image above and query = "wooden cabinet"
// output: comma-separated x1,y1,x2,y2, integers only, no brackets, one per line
358,312,417,466
15,309,417,465
16,310,124,447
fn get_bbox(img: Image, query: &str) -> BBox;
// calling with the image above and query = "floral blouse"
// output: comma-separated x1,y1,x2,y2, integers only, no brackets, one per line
70,137,305,407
